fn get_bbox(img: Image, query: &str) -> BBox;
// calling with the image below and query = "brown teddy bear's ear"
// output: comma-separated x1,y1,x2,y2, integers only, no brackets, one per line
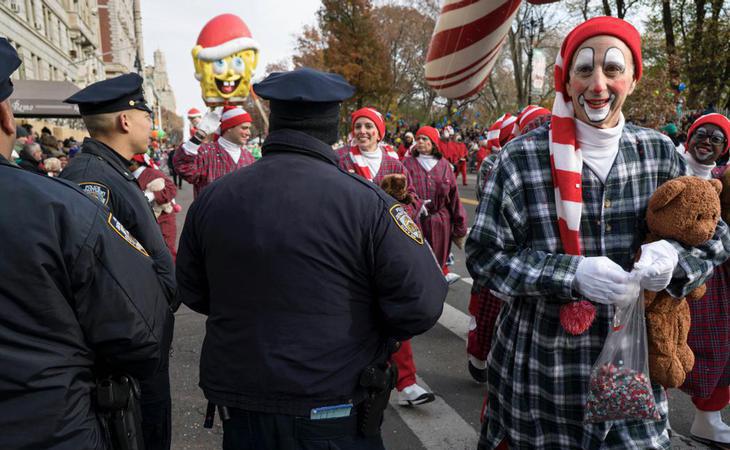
709,178,723,195
649,178,687,212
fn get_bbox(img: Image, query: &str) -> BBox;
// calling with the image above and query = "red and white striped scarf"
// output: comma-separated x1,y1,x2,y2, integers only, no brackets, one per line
380,143,399,160
349,145,376,181
551,44,597,335
486,113,517,151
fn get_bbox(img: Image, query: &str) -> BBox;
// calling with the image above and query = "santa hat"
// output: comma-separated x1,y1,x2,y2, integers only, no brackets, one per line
486,113,518,151
517,105,551,133
351,107,385,140
550,17,642,336
187,108,203,119
686,113,730,155
195,14,259,62
219,106,252,133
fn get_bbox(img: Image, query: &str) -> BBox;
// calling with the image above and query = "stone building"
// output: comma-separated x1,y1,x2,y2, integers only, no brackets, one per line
1,0,105,85
96,0,143,78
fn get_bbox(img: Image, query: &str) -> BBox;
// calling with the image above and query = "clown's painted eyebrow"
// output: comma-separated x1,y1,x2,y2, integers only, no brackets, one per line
604,47,626,72
573,48,594,72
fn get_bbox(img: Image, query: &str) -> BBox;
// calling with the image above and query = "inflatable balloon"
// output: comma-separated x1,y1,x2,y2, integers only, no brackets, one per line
678,82,686,92
192,14,259,106
425,0,559,99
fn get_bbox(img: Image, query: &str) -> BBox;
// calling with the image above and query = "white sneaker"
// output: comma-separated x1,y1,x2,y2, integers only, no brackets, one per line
445,272,461,285
397,383,435,407
690,410,730,447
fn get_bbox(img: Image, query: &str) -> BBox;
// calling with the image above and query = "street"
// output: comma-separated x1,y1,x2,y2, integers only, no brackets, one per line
170,172,724,449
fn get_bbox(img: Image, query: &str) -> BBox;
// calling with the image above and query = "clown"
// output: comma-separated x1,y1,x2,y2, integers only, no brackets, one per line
192,14,259,106
466,17,730,449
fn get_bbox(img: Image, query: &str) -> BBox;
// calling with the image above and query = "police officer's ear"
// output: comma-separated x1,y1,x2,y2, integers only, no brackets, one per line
117,111,133,135
0,100,14,136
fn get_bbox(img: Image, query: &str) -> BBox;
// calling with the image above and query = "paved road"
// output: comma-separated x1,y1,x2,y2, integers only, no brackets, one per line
169,172,724,449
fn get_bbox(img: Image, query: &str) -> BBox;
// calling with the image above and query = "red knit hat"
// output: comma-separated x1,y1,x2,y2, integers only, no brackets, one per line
517,105,551,133
351,107,385,140
187,108,203,119
219,106,252,133
560,16,642,89
415,126,441,151
687,113,730,155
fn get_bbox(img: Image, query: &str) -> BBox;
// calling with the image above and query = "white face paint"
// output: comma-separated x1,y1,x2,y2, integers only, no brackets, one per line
574,47,626,123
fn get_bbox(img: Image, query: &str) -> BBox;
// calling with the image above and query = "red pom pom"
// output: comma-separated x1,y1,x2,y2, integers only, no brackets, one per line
560,301,596,335
173,203,182,213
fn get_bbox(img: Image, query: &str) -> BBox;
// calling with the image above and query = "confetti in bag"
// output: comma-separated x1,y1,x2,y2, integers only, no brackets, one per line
584,288,661,423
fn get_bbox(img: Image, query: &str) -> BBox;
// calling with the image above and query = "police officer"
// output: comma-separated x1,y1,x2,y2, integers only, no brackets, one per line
60,74,175,450
176,68,447,449
0,38,171,450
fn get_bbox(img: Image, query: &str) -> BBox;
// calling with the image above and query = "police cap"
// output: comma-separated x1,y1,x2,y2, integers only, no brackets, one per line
253,68,354,118
64,73,152,116
0,38,21,103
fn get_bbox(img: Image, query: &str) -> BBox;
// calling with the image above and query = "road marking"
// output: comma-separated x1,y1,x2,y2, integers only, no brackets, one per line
437,302,469,342
461,198,479,206
389,376,479,449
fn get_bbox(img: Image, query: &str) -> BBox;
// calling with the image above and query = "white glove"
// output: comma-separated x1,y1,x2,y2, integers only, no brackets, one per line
195,109,222,137
573,256,641,309
147,177,165,192
633,240,679,291
419,199,432,218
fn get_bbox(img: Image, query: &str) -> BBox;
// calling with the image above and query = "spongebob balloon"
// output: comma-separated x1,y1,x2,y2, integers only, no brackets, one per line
192,14,259,106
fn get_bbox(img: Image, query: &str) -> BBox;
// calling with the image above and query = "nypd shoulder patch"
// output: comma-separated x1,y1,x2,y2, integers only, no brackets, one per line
389,204,424,245
80,182,110,206
107,213,149,257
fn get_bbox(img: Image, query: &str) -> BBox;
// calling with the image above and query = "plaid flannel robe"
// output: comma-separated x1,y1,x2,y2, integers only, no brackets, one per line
466,124,730,449
174,140,255,198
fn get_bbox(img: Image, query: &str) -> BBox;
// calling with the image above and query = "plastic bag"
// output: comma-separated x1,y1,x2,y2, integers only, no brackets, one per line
584,285,661,423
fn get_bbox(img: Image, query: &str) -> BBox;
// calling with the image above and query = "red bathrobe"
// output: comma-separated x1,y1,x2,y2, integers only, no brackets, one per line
136,167,178,260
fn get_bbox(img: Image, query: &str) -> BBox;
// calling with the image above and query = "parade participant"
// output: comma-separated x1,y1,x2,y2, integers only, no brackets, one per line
337,107,434,407
475,137,490,171
187,107,203,136
466,17,730,449
453,134,469,186
517,104,551,134
177,68,447,449
679,113,730,449
403,126,468,278
129,153,180,260
173,105,255,198
60,73,176,450
0,37,170,450
398,131,414,159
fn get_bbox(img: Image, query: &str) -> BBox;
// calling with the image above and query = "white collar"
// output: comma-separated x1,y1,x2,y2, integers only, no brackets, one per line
683,151,715,179
132,166,146,179
218,136,242,153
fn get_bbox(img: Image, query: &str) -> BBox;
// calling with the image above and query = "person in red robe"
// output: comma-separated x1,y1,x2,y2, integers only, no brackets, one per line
403,126,467,273
397,132,414,160
453,134,468,186
129,154,179,260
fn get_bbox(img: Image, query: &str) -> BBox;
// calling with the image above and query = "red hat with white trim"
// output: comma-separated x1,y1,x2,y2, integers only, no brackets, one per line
187,108,203,118
195,14,259,62
219,106,252,133
687,113,730,155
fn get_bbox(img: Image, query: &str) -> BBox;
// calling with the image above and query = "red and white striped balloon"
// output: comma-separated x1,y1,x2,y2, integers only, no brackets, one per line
426,0,558,100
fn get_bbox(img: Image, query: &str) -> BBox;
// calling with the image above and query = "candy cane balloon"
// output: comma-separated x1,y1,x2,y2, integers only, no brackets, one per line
426,0,558,100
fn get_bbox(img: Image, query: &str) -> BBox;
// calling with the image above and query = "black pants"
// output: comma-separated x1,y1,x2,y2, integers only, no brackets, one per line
139,314,174,450
222,408,385,450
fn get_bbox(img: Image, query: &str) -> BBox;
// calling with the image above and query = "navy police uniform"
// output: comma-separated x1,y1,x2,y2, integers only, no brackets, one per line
59,73,175,450
0,39,170,450
177,68,447,449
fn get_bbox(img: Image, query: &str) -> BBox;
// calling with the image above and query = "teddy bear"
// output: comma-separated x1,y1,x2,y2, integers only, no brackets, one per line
380,173,413,204
642,176,722,388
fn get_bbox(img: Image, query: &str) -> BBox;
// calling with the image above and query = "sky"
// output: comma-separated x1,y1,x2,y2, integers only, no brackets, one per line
139,0,321,118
